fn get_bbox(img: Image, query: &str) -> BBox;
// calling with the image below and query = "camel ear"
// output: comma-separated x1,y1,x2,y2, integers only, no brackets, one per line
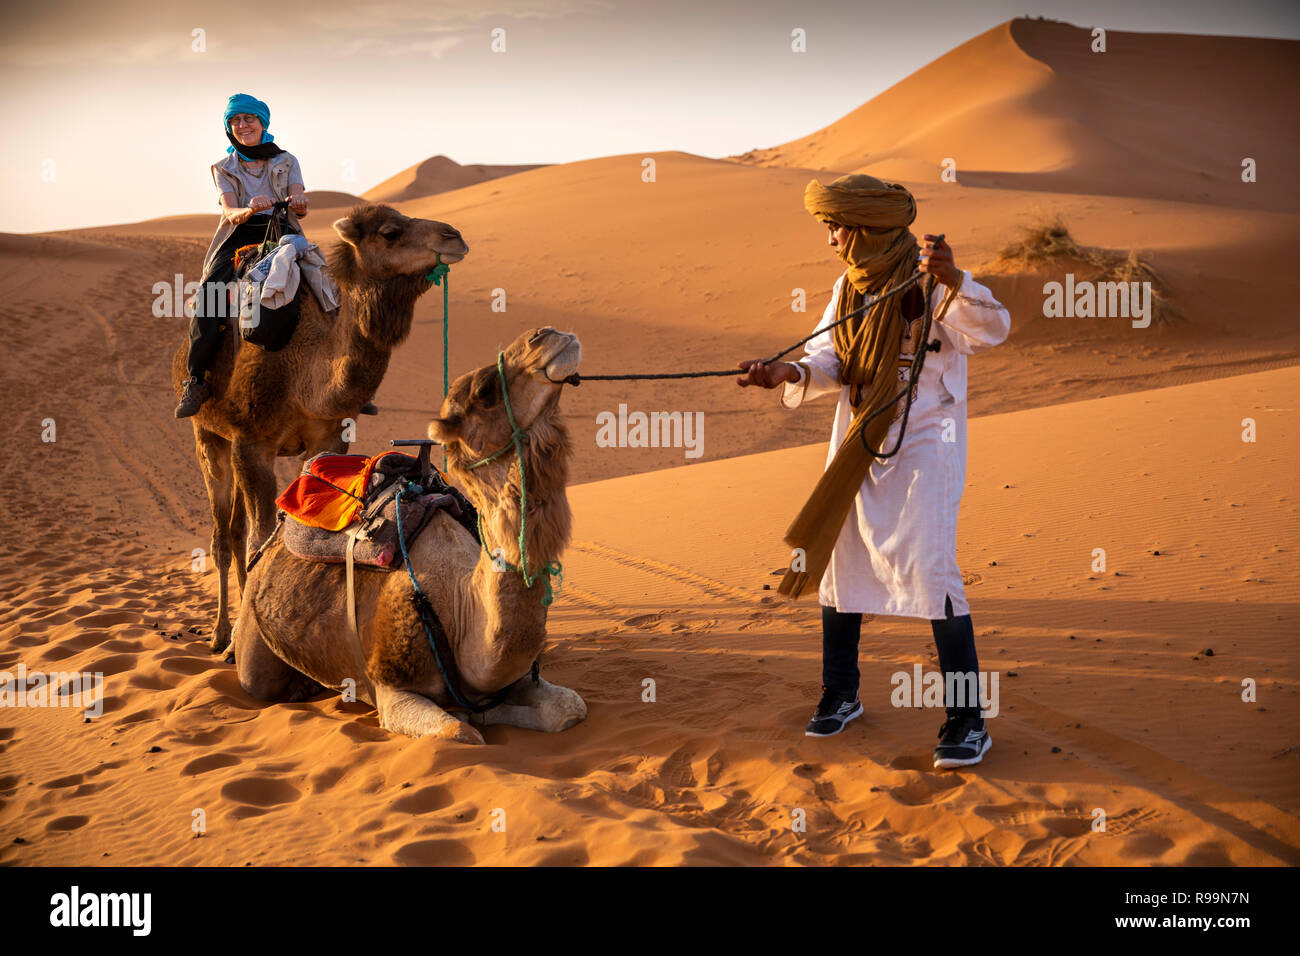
333,216,362,246
427,415,462,445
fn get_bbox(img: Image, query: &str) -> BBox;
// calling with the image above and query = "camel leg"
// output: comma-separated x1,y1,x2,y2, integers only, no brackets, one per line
474,676,587,733
194,428,237,653
230,488,248,598
375,684,485,744
231,438,281,549
232,595,326,703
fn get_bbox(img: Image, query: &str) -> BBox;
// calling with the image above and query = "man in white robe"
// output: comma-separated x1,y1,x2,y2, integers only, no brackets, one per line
738,175,1010,768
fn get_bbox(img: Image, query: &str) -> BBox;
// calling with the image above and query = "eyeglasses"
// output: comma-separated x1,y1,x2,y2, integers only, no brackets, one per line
229,114,261,128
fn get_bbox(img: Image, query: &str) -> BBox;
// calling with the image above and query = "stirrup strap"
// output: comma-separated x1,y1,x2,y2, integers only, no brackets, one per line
344,526,373,700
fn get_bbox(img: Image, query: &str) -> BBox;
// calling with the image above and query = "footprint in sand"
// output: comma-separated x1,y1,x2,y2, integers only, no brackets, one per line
45,815,90,832
158,655,213,676
308,766,347,794
888,754,933,773
392,838,476,866
338,721,389,744
220,776,302,810
128,672,178,692
884,774,965,806
390,784,453,815
75,610,140,628
100,639,144,653
33,642,73,659
85,654,138,676
41,773,84,790
1182,840,1233,865
1118,831,1174,859
180,753,240,777
623,613,662,628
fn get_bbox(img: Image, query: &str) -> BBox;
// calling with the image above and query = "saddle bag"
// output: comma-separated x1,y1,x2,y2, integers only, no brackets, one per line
282,480,455,570
278,451,481,570
235,245,301,353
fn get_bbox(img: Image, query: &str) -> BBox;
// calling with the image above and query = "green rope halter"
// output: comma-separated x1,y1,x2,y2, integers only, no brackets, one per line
464,351,563,606
427,253,451,470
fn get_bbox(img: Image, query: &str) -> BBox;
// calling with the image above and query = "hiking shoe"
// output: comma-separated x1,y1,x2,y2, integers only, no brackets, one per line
174,377,210,418
360,401,379,416
805,686,863,737
933,715,991,769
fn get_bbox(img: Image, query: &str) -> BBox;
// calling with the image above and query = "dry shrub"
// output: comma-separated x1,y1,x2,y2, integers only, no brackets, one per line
996,214,1184,326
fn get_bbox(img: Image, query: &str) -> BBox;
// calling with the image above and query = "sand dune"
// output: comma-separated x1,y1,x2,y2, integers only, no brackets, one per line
739,19,1299,211
363,154,546,204
304,189,365,209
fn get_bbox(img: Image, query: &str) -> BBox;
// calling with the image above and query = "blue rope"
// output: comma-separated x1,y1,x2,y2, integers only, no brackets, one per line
394,480,493,713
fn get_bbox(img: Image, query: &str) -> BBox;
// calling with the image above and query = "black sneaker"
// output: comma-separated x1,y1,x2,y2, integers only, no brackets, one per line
174,376,210,418
933,715,991,769
805,686,863,737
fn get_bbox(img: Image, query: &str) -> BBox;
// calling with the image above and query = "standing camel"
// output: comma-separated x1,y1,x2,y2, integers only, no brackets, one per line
171,204,469,653
232,327,586,743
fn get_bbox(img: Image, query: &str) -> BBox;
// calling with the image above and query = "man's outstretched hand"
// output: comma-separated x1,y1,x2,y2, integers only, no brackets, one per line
737,359,799,388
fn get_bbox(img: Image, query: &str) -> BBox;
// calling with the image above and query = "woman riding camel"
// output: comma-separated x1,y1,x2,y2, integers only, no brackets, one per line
737,173,1011,769
175,93,310,418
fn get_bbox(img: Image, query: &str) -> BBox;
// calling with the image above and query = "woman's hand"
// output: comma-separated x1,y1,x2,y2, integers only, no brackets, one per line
289,194,309,217
248,195,274,214
919,234,961,288
737,359,799,388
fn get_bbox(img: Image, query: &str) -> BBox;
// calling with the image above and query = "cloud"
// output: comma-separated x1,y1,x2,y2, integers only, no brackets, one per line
0,0,610,67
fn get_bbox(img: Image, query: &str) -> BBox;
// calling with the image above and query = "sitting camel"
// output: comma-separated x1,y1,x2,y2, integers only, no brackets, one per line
230,327,586,743
171,204,469,654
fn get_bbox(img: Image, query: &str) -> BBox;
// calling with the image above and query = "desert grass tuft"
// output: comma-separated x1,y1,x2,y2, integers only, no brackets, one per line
995,214,1183,326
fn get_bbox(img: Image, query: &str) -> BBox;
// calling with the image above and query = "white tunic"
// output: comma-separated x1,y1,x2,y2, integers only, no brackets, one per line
781,270,1011,620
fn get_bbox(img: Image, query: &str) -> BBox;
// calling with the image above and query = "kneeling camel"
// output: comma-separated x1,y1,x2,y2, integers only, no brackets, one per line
231,327,586,743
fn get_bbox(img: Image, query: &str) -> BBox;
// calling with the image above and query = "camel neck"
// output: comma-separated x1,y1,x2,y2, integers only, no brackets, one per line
476,489,566,579
319,277,425,415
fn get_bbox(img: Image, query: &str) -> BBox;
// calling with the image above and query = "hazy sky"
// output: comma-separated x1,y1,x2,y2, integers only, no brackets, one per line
2,0,1297,233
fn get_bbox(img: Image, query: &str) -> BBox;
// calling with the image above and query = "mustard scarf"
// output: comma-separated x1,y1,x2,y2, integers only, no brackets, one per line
779,175,929,599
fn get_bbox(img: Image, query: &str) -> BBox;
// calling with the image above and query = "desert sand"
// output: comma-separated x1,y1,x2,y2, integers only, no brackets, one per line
1,18,1296,865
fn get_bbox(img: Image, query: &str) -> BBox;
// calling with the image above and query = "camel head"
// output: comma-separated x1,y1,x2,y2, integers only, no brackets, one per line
428,327,580,533
330,204,469,282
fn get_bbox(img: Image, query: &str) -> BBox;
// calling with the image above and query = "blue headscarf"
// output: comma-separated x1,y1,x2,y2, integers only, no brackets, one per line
223,94,276,159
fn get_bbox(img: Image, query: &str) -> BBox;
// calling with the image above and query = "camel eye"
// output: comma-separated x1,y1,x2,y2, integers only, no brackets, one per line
378,224,402,241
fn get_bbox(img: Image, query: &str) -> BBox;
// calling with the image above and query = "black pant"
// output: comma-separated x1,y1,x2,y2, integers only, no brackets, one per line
821,595,982,718
185,215,300,380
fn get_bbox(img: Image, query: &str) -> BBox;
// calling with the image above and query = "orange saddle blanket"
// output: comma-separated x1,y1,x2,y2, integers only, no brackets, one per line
276,452,420,531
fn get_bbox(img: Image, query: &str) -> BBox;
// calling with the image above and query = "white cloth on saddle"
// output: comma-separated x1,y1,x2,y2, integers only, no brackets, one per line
246,234,341,316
